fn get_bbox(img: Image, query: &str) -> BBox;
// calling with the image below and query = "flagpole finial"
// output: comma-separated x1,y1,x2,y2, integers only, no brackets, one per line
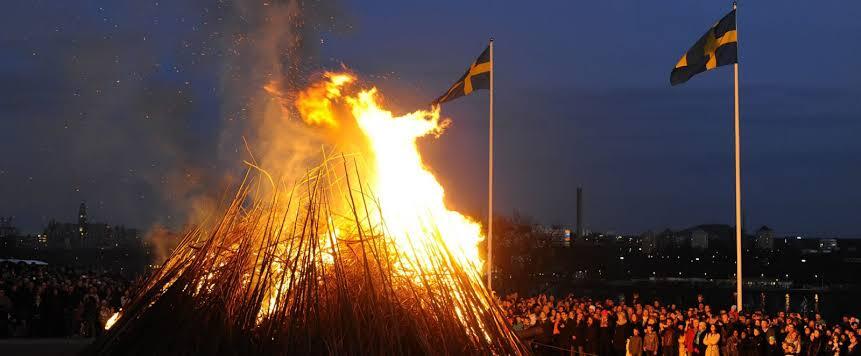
489,37,494,43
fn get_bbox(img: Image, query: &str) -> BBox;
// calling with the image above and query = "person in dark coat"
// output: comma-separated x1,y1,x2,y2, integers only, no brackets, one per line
0,289,12,338
39,286,64,337
599,314,613,356
613,313,632,356
643,325,659,356
82,288,100,337
766,335,782,356
573,313,586,356
724,329,740,356
538,314,555,355
585,317,599,356
628,328,644,356
559,312,575,356
750,328,765,356
737,330,754,356
718,315,732,356
693,322,708,356
555,313,571,355
805,329,822,356
661,322,678,356
846,332,859,356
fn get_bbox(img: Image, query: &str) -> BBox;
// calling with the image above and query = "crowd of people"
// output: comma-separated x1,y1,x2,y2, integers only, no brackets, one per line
2,258,860,356
0,261,137,338
500,293,860,356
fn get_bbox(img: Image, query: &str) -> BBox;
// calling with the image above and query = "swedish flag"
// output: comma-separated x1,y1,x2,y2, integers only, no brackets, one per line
671,9,738,86
433,45,492,104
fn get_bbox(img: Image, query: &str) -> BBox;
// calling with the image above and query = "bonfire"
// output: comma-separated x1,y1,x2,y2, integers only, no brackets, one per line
88,73,527,355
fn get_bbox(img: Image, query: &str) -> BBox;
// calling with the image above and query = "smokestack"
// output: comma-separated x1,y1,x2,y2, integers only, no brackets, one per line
576,187,583,239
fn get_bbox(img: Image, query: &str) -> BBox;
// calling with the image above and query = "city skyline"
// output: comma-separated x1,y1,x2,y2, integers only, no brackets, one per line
1,200,858,241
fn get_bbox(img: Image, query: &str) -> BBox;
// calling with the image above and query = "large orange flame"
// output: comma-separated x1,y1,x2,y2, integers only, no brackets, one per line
100,72,517,352
293,71,485,277
294,72,355,128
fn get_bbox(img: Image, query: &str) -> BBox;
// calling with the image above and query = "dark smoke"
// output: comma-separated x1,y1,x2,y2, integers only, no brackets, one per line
0,0,350,242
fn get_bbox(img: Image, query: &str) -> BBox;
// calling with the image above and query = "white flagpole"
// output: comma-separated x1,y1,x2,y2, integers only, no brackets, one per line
732,2,743,312
487,38,495,291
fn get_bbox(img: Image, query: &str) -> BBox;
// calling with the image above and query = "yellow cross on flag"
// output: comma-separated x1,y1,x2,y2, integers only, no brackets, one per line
433,45,492,104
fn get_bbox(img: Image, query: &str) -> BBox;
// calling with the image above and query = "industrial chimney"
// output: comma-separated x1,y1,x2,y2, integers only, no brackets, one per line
576,187,583,239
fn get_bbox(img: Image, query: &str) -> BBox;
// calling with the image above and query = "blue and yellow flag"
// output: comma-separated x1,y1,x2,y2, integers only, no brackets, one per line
433,46,492,104
671,10,738,86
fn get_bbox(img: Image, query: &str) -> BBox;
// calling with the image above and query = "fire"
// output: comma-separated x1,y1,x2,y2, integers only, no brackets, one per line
293,72,484,277
94,71,525,355
348,89,483,274
293,72,355,127
104,311,120,330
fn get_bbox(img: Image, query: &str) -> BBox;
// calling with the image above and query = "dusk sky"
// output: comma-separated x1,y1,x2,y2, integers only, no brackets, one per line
2,0,860,236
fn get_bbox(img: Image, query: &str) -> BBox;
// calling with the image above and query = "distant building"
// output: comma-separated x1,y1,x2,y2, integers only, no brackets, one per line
576,187,584,239
819,238,838,253
110,225,141,248
0,217,18,238
691,229,709,250
676,224,735,250
666,229,688,249
43,204,140,249
533,225,570,247
36,233,47,246
0,217,20,249
87,223,111,248
640,230,657,254
755,226,774,250
44,220,77,249
653,228,685,250
78,202,88,241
